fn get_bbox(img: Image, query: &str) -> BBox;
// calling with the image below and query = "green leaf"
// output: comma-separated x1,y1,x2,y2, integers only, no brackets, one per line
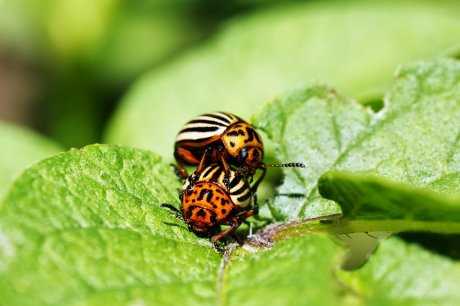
318,172,460,234
106,0,460,160
0,145,220,306
0,144,350,306
2,144,460,305
0,122,61,196
92,5,202,85
255,58,460,220
222,234,460,306
220,235,351,306
337,237,460,306
255,86,371,219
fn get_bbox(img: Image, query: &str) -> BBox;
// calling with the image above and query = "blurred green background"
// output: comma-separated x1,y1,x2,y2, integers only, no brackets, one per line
0,0,251,147
1,0,460,153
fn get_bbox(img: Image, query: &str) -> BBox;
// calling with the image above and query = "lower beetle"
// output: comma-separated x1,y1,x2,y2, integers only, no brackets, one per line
162,163,257,242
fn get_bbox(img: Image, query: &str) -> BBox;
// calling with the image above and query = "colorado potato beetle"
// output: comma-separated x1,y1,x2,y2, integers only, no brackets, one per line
174,112,265,180
162,163,256,242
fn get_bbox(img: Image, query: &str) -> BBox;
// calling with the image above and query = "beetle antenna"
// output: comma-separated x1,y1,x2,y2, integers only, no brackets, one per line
268,162,305,168
276,192,305,198
161,203,183,220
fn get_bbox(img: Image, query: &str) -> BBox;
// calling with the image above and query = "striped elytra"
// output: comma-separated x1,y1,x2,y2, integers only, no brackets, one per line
183,164,253,208
174,112,264,177
175,112,241,145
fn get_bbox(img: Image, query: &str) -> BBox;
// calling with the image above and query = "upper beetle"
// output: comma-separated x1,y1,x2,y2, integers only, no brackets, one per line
174,112,265,182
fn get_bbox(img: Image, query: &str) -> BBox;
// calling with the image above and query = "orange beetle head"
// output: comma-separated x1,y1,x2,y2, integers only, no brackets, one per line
182,183,222,236
222,123,264,170
188,220,212,235
183,205,216,236
237,146,264,172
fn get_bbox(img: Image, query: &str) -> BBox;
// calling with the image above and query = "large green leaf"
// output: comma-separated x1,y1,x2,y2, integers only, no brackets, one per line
0,145,220,306
255,58,460,220
0,144,346,306
337,237,460,306
223,236,460,306
106,0,460,159
2,144,460,305
0,122,61,196
318,172,460,234
220,234,350,306
255,86,371,219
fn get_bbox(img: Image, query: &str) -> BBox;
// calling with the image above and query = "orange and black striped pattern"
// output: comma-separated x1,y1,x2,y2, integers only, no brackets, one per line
164,112,266,242
178,163,255,241
183,164,253,208
174,112,264,173
181,181,237,235
175,112,241,145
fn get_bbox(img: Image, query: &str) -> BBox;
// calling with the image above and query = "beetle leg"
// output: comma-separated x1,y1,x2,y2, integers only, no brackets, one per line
252,193,259,215
197,146,213,174
231,233,244,246
211,217,241,242
160,203,184,221
237,209,255,220
212,240,226,253
219,154,232,190
171,162,188,180
250,164,266,194
241,218,254,237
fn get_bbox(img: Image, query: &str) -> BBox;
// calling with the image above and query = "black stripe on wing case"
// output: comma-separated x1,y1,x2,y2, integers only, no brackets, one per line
210,167,222,182
201,166,215,179
237,191,252,202
203,165,219,181
228,176,241,189
231,183,247,195
205,113,231,124
180,126,220,133
188,119,228,127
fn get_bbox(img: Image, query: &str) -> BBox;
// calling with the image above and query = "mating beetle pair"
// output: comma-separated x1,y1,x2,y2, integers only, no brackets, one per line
162,112,266,242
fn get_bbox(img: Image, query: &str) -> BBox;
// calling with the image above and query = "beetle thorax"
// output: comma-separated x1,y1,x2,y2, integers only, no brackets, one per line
221,123,260,156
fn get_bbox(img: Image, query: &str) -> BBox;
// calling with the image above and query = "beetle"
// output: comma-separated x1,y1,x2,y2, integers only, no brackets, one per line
162,163,257,242
174,112,265,186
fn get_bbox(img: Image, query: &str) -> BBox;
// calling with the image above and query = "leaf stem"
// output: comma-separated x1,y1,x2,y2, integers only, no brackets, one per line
272,219,460,241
